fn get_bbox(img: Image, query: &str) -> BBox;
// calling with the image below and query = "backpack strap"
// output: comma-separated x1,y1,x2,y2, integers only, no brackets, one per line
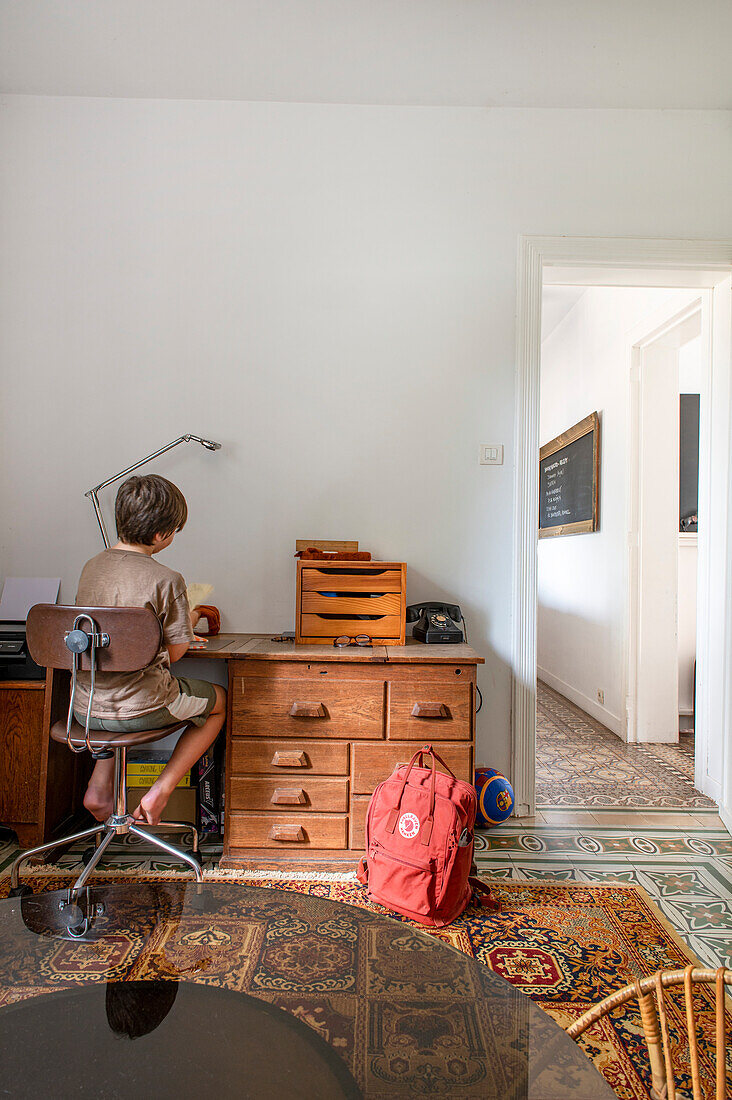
469,864,501,912
385,744,445,845
425,745,457,778
356,857,368,885
385,747,426,833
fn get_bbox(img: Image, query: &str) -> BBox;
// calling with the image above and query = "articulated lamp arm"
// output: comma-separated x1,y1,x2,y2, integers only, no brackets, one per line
85,434,221,547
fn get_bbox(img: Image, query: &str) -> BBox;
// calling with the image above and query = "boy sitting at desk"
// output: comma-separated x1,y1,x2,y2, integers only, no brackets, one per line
74,474,226,825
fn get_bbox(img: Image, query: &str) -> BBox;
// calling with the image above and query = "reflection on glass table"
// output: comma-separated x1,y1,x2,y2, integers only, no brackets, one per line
0,883,615,1099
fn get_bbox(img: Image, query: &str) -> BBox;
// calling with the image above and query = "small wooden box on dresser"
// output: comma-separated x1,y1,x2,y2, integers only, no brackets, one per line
221,640,483,868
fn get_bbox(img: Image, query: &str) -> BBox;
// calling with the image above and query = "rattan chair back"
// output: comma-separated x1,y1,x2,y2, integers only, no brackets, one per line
567,965,730,1100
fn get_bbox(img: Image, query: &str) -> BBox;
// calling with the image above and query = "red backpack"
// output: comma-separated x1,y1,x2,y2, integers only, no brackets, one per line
357,745,499,927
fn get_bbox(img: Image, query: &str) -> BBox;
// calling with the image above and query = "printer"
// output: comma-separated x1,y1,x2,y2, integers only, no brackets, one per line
0,622,45,680
0,577,60,681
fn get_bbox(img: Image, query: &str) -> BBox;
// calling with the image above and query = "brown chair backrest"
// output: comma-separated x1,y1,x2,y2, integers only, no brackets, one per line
26,605,163,673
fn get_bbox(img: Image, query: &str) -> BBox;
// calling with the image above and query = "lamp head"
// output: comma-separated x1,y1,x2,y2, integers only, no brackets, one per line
185,435,222,451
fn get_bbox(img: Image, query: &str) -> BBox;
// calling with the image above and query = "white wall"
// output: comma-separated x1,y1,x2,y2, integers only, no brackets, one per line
2,96,732,773
538,287,696,735
678,335,702,720
678,538,698,718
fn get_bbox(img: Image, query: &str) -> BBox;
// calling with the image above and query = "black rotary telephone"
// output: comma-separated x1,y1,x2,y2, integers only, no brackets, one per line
406,602,464,644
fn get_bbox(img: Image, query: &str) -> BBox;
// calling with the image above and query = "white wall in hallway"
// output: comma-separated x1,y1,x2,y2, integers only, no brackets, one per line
538,286,697,737
678,336,702,719
678,538,698,717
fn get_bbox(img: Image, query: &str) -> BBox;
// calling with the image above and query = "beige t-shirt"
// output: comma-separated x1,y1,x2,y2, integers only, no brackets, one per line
74,548,194,718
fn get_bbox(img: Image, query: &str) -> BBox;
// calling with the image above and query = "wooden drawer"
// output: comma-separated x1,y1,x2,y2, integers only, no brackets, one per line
300,567,404,593
388,681,472,740
229,776,348,813
230,739,349,776
233,661,386,681
228,812,348,849
352,742,472,795
301,592,402,617
300,612,402,642
232,676,384,740
350,795,371,849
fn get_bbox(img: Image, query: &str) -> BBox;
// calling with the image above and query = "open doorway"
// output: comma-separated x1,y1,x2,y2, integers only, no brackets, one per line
536,284,715,811
510,237,732,826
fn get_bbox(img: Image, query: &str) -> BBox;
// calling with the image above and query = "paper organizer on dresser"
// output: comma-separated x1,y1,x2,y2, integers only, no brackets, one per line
222,642,482,866
295,560,407,645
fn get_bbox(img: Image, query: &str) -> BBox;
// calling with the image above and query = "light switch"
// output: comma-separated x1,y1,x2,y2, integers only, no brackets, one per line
480,444,504,466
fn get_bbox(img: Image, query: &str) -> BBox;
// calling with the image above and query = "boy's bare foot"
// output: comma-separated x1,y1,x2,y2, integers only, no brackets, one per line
132,781,172,826
83,786,114,822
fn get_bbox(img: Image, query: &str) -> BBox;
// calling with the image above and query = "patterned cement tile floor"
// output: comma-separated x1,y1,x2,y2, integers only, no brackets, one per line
474,815,732,972
537,681,716,809
2,814,730,972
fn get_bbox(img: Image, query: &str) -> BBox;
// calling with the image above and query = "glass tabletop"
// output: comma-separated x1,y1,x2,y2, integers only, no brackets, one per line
0,882,615,1099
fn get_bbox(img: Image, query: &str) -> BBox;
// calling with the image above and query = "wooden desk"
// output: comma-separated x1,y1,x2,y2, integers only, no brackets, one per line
4,635,483,867
0,676,88,848
183,635,483,868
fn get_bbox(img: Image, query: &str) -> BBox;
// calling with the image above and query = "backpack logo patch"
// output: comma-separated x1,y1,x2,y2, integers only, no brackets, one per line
398,812,420,839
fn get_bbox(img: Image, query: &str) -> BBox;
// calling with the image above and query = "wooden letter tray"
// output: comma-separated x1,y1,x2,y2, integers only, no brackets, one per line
296,560,406,645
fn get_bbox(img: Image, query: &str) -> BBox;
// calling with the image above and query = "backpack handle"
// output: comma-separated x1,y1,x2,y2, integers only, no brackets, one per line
385,744,454,846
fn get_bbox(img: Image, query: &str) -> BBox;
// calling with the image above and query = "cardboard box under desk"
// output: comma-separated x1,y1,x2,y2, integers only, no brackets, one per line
126,786,196,824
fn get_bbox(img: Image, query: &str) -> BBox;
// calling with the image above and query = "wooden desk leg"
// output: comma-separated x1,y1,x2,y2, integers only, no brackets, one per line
222,658,235,861
10,670,92,852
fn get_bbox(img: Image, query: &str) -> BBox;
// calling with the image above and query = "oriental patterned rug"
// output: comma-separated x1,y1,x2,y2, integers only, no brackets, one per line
1,871,729,1099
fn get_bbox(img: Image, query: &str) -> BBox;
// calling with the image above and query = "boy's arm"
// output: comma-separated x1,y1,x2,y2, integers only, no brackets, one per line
166,609,201,662
161,579,198,663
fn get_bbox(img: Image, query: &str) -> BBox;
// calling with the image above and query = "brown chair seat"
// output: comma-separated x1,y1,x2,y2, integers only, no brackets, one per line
51,718,188,750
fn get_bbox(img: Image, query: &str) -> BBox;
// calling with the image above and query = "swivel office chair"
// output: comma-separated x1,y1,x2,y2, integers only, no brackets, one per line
8,605,204,916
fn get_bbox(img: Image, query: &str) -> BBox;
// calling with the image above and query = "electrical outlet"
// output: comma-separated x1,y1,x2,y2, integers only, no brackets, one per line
597,689,605,705
480,444,504,466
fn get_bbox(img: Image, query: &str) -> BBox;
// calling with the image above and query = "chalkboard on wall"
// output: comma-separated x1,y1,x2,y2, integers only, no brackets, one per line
539,412,600,538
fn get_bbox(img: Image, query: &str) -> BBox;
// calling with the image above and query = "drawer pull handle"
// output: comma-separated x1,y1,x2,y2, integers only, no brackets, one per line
290,701,326,718
269,824,306,842
271,787,307,806
271,750,308,768
412,702,450,718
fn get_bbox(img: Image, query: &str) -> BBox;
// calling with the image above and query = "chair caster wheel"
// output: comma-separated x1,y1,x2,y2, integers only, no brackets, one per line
9,884,33,898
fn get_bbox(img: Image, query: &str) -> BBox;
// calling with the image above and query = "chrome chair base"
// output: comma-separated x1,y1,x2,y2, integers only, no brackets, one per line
8,746,203,900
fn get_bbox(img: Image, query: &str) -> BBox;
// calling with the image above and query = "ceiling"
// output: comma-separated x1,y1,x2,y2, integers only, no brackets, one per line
1,0,731,108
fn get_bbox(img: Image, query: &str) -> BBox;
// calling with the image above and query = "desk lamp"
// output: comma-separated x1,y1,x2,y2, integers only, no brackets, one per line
85,435,222,547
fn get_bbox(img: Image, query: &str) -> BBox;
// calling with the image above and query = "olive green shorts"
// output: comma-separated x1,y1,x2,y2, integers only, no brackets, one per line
76,676,218,732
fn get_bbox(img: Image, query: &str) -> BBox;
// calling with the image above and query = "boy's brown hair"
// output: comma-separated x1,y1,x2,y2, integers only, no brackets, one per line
115,475,188,546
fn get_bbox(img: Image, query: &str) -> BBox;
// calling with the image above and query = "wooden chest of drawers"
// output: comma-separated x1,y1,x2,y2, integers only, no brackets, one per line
221,643,482,867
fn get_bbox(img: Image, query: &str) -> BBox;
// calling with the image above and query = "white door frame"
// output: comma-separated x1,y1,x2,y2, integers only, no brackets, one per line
512,236,732,817
625,299,703,749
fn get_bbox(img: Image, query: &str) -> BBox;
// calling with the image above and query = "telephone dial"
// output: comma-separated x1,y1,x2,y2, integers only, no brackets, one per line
406,602,464,644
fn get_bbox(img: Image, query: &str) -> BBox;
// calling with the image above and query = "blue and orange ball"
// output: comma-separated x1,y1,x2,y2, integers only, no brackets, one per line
474,768,514,827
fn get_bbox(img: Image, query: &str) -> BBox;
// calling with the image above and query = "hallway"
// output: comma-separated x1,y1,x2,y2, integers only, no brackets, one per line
536,682,716,811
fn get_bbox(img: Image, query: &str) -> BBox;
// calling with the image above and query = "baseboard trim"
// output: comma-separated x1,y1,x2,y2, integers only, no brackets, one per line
719,805,732,837
538,667,623,737
701,775,722,805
